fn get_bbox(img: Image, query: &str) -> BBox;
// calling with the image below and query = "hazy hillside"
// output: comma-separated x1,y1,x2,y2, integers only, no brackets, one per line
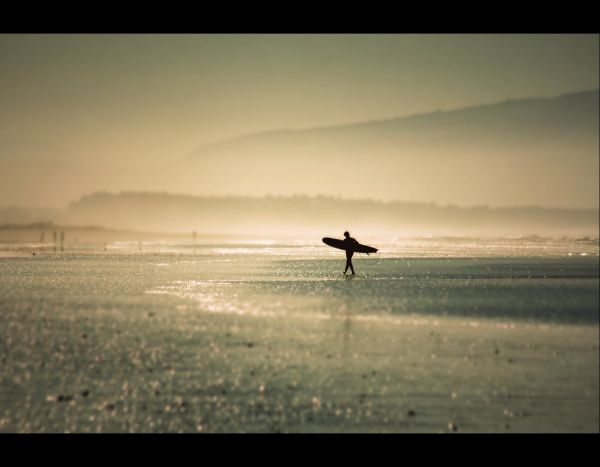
172,88,599,208
1,89,598,208
66,192,599,237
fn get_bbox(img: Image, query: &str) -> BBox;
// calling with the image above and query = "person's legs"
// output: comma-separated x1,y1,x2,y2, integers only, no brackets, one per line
344,251,351,274
346,251,355,275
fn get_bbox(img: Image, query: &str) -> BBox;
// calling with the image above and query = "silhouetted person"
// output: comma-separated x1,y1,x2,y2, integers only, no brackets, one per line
343,231,358,275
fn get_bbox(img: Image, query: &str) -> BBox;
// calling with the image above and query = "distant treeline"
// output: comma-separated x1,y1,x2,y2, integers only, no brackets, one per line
67,192,599,236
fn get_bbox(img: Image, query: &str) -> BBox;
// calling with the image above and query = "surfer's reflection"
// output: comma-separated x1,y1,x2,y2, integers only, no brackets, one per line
336,303,353,360
343,231,358,275
342,308,352,359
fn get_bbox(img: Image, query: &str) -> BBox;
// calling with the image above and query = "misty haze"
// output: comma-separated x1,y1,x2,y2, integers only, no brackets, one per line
0,34,598,434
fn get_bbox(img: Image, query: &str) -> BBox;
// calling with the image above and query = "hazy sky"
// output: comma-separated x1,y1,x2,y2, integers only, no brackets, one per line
1,34,598,167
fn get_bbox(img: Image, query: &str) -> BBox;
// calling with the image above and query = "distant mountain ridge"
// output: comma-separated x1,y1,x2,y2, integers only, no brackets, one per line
0,88,598,208
186,89,600,154
173,88,599,208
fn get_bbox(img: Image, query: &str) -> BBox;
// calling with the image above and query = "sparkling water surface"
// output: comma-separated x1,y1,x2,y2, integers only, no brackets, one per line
0,239,598,432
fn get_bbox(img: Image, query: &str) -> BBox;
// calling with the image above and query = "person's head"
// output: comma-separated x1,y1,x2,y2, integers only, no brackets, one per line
344,231,350,238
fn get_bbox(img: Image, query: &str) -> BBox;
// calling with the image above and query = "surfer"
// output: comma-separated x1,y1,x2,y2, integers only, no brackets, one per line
343,231,358,275
322,234,376,274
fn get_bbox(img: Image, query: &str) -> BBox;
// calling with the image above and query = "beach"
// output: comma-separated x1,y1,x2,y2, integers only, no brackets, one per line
0,239,598,432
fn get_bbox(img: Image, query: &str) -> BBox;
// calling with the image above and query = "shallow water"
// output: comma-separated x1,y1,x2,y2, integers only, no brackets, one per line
0,239,598,432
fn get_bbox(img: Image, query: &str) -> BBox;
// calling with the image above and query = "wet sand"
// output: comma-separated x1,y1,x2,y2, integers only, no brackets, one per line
1,304,598,433
0,244,598,432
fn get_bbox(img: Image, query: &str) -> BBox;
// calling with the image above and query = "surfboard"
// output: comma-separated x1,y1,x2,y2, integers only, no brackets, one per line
322,237,378,254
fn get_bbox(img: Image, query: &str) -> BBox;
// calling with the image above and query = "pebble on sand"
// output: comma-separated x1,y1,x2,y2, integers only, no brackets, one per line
53,395,74,403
